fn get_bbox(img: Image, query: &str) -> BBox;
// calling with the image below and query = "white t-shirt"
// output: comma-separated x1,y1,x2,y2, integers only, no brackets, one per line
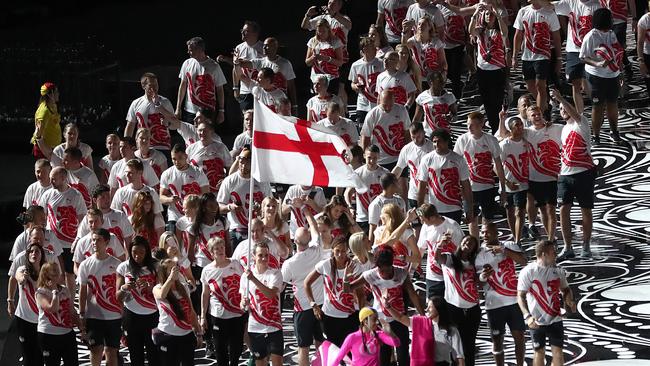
76,209,135,245
98,155,119,183
378,0,412,43
231,131,252,158
361,104,411,165
368,194,406,227
349,57,385,111
39,187,87,247
108,158,159,189
116,261,158,315
376,70,417,106
77,255,123,320
600,0,629,24
135,149,168,179
281,242,327,312
439,4,466,48
307,37,344,80
561,116,595,175
441,254,479,309
284,185,327,237
476,28,508,70
396,139,434,200
36,286,75,335
192,219,229,267
513,5,560,61
23,181,51,209
10,229,62,261
475,242,522,310
52,142,93,168
416,90,457,134
580,28,624,78
499,138,529,192
408,36,446,77
525,125,563,182
417,217,464,282
187,141,233,192
9,247,59,273
518,262,568,325
68,166,100,209
639,13,650,55
317,117,359,146
252,85,286,113
110,183,163,216
154,283,194,336
176,121,223,147
160,165,209,221
405,3,445,31
454,132,502,192
417,150,470,213
216,173,272,231
14,266,39,323
555,0,602,53
372,226,416,270
433,323,465,363
315,258,359,318
73,232,125,264
306,94,345,122
201,260,245,319
179,57,227,114
232,236,286,269
240,267,284,333
308,14,351,52
234,40,264,95
363,266,408,321
250,56,296,92
126,95,174,150
354,165,390,222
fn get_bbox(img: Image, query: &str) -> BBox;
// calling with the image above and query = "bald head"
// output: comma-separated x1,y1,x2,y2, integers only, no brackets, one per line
50,167,68,190
294,227,311,248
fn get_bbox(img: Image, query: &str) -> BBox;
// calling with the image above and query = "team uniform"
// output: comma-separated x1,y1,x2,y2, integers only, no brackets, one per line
135,149,168,180
368,193,407,228
160,164,209,222
179,57,227,115
378,0,412,44
525,125,563,207
36,286,78,365
555,0,602,82
580,28,624,104
73,232,125,265
317,117,359,146
231,237,286,270
396,139,434,207
192,219,229,268
250,55,297,93
513,5,560,80
23,181,52,209
349,56,385,124
52,142,93,168
235,40,264,110
416,217,464,298
10,229,63,261
126,95,174,150
76,209,135,247
307,36,344,85
175,121,223,147
252,85,286,113
306,94,345,122
558,115,596,208
354,165,390,228
376,70,417,106
108,158,160,190
500,138,530,208
283,185,327,238
98,155,120,183
415,90,457,134
187,140,233,193
110,183,163,216
408,36,447,79
361,104,411,168
373,226,416,271
67,166,100,209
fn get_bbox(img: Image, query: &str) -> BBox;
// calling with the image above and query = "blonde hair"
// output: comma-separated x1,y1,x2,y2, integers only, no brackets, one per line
260,197,284,232
207,237,225,254
37,262,60,289
378,203,405,243
349,232,373,263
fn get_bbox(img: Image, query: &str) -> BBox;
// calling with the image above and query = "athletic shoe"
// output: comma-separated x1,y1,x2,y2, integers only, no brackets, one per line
611,130,622,143
580,248,592,258
557,248,575,261
529,225,540,239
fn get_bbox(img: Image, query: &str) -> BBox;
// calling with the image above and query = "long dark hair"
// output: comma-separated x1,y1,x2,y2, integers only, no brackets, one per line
329,237,349,284
131,191,155,234
450,235,479,274
128,235,157,277
430,296,455,331
157,259,189,321
323,195,352,235
191,192,222,236
25,244,46,282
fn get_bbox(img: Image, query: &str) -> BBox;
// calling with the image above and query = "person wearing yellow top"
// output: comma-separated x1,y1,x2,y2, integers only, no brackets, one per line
32,82,62,158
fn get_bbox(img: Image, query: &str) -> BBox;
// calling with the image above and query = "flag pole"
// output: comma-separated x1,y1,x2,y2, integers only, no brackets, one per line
246,101,257,303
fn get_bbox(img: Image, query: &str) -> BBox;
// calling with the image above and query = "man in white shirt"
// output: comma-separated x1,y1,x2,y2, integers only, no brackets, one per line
317,102,359,147
368,173,407,243
393,122,434,208
76,184,134,248
232,21,263,112
111,159,163,217
186,122,232,193
107,137,159,197
63,146,100,209
345,145,389,233
23,159,52,209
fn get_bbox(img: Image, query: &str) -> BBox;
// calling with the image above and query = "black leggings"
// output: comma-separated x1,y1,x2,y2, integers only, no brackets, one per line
123,308,160,366
38,330,78,366
158,332,197,366
208,315,246,366
190,265,203,315
644,55,650,95
322,312,358,347
477,67,506,134
447,303,481,366
445,46,466,99
379,320,410,366
14,316,43,366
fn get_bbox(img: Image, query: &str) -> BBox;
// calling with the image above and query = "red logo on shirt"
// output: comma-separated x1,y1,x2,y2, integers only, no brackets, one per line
528,140,561,178
250,289,281,329
504,151,530,183
523,21,552,58
137,112,170,149
562,131,594,169
445,15,466,45
530,278,562,316
595,42,625,72
358,183,382,210
199,158,225,192
429,167,462,206
423,103,451,131
464,151,494,185
372,123,405,157
568,14,592,47
48,205,79,243
384,7,408,36
209,274,243,315
388,86,408,106
70,182,91,208
316,47,339,77
187,73,216,110
359,72,380,103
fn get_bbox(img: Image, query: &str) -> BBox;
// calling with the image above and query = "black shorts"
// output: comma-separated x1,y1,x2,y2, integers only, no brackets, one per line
86,318,122,349
249,330,284,359
426,279,445,299
506,190,528,209
612,22,627,48
528,181,558,207
530,320,564,349
471,187,498,220
486,304,526,336
586,73,619,104
293,309,324,347
557,168,596,209
522,60,550,81
61,248,74,274
439,210,463,224
565,52,584,82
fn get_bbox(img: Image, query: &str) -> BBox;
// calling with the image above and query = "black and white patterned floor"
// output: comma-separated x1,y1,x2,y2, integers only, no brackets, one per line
72,48,650,366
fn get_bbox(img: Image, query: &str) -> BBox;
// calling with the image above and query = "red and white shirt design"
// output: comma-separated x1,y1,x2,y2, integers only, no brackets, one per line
376,70,417,106
201,260,245,319
252,85,286,113
475,242,522,310
363,266,408,321
98,156,119,183
378,0,411,43
14,267,39,323
372,227,416,270
306,94,345,122
250,56,297,92
135,149,168,180
316,258,359,318
23,181,51,209
77,255,122,320
154,283,194,336
361,104,411,165
417,217,464,281
309,14,351,59
396,139,434,200
108,158,159,189
518,262,568,325
160,164,209,221
317,117,360,147
179,57,227,114
525,125,563,182
500,138,529,192
416,90,456,135
514,5,560,61
454,132,502,191
68,166,100,209
234,40,264,95
216,173,272,230
581,28,625,78
232,237,285,270
561,116,595,175
193,219,229,267
639,13,650,55
39,188,87,247
240,268,283,333
368,194,407,227
52,143,93,169
73,232,125,264
116,261,157,315
599,0,628,24
439,3,466,48
110,184,163,216
76,209,135,246
307,37,344,79
281,243,327,312
408,37,446,77
555,0,601,52
417,150,470,213
36,287,74,335
187,141,233,192
354,165,390,222
284,185,328,237
477,28,507,70
441,255,479,309
405,3,446,33
349,57,385,111
126,95,173,150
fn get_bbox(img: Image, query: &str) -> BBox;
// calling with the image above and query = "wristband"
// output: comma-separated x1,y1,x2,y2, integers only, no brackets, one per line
524,313,532,320
233,87,239,90
6,298,14,303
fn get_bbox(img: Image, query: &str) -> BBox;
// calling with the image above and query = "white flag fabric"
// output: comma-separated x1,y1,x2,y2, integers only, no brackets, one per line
252,100,367,192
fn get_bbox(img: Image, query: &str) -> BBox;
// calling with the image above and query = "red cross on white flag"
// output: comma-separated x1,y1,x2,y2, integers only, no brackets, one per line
251,100,366,192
